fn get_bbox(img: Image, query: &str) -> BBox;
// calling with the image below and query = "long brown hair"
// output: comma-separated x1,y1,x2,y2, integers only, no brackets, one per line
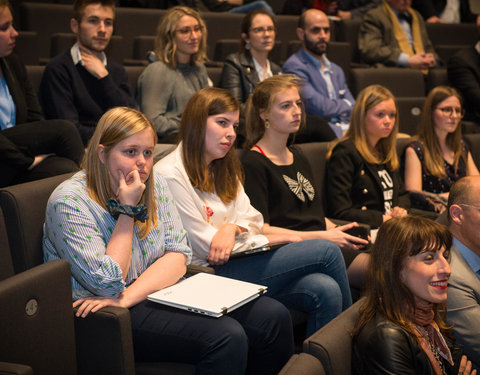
328,85,399,170
244,74,305,149
180,87,243,204
353,216,451,339
415,86,466,178
155,6,207,69
82,107,158,240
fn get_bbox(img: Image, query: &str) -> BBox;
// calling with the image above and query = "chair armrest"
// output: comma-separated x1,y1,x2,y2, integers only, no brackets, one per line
0,260,76,374
0,362,33,375
74,305,136,375
278,353,326,375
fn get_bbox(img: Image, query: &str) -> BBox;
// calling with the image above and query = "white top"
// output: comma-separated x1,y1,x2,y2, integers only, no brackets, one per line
154,144,269,266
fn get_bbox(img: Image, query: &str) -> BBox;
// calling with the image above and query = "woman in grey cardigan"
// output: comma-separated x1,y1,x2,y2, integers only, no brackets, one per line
137,6,211,143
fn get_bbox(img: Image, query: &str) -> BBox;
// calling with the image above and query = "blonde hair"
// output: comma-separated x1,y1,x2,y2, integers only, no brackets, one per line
328,85,399,170
180,87,242,204
82,107,158,239
155,6,207,69
415,86,466,178
245,74,305,149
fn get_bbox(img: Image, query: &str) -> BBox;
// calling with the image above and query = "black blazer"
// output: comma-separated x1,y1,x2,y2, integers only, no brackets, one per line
448,47,480,123
412,0,476,23
352,315,461,375
0,54,43,124
325,139,410,228
219,51,282,104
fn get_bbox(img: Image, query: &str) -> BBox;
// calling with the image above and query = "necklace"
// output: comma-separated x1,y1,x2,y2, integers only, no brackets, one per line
419,326,447,375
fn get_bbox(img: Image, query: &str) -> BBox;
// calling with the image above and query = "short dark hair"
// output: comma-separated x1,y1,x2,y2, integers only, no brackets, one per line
447,177,472,222
73,0,115,22
0,0,10,10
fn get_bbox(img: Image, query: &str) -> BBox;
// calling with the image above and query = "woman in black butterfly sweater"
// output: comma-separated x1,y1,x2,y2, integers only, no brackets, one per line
242,75,369,288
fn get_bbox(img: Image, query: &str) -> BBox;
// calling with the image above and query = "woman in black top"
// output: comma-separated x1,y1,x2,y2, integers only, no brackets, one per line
325,84,410,229
242,75,369,288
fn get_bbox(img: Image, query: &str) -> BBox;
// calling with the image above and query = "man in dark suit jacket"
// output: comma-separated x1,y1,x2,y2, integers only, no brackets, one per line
359,0,439,70
412,0,478,24
446,176,480,370
448,43,480,124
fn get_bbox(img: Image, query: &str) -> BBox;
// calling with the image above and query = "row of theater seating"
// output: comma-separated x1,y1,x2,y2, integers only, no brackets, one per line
24,61,449,136
2,135,480,374
16,3,478,67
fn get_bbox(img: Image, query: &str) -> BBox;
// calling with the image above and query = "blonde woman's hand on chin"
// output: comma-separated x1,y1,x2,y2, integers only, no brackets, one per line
116,170,146,206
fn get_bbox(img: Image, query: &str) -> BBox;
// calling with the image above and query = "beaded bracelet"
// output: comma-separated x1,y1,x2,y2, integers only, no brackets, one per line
107,198,149,223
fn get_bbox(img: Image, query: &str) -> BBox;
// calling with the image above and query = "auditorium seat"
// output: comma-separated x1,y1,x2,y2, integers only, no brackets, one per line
19,3,71,62
25,65,45,97
16,31,39,65
396,96,425,136
350,67,425,97
426,23,477,48
333,19,362,63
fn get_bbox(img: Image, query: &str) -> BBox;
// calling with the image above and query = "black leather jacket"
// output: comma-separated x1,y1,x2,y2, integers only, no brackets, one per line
219,51,282,104
352,315,462,375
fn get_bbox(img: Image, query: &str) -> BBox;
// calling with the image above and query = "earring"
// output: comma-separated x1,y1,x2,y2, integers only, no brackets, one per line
264,119,270,129
245,42,251,50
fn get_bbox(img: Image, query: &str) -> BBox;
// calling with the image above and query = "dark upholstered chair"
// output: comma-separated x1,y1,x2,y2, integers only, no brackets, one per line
16,31,40,65
396,96,425,136
426,68,448,93
25,65,45,98
19,3,72,61
303,298,364,375
124,65,146,97
0,206,77,374
425,23,477,48
350,68,425,97
333,19,362,63
0,259,76,375
279,353,326,375
0,175,195,375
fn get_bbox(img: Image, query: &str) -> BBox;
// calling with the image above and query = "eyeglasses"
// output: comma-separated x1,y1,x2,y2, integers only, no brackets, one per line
175,25,203,36
249,26,276,34
436,106,464,118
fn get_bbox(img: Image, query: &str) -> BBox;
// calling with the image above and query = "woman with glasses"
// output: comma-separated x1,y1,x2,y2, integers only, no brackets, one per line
137,6,210,143
405,86,479,212
219,10,280,106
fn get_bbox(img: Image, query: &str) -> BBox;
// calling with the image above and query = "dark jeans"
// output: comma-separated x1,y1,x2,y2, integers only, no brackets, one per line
130,296,294,375
214,239,352,337
0,119,84,187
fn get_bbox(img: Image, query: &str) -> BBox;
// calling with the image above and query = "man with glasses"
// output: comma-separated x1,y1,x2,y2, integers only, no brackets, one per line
446,176,480,370
39,0,135,145
283,9,355,138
